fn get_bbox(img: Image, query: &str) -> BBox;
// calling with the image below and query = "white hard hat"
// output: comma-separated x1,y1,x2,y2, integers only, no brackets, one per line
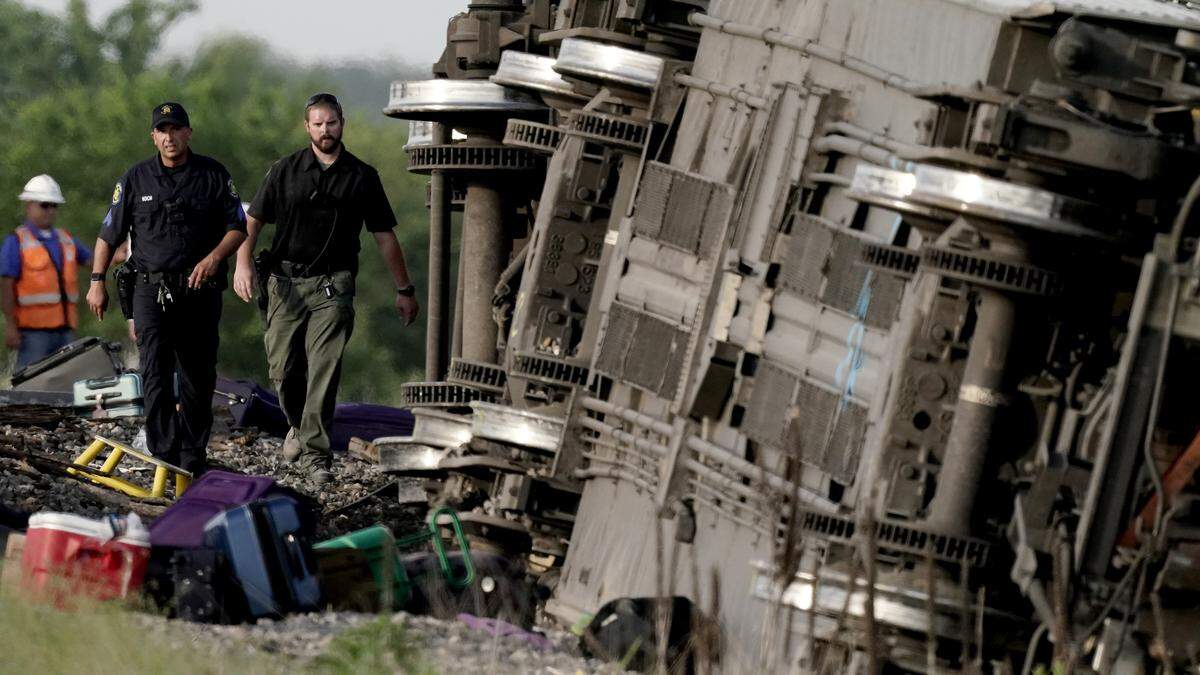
18,174,65,204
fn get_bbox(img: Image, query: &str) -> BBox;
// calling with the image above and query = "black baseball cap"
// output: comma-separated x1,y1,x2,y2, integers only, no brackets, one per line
152,102,190,130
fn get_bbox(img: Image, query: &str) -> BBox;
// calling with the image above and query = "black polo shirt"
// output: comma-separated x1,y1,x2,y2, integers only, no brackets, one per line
247,146,397,276
100,152,247,274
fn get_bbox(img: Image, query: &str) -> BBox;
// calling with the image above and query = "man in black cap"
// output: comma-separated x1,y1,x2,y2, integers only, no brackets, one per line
86,102,246,476
233,93,418,483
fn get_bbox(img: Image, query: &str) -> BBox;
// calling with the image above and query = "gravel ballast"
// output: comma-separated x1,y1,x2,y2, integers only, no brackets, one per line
0,413,607,674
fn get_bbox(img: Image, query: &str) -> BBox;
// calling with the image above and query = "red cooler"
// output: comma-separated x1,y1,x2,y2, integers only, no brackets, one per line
20,512,151,603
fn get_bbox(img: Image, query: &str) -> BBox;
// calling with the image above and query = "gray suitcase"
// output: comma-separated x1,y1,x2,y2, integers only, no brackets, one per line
73,373,143,418
11,337,124,393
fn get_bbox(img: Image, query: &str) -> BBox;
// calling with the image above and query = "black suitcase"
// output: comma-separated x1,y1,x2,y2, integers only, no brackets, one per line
202,495,322,620
11,337,124,392
171,548,248,624
212,377,288,437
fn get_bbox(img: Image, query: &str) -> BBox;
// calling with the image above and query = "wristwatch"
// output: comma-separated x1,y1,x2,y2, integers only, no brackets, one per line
90,272,106,283
396,284,416,297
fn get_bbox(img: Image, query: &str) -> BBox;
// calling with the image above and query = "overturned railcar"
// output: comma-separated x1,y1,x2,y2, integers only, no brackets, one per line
384,0,1200,670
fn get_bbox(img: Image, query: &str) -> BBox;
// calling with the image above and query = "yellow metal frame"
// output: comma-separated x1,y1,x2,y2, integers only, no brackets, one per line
69,436,192,500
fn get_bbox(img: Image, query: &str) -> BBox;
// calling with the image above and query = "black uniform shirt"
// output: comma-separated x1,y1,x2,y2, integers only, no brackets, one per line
247,146,397,276
101,152,247,274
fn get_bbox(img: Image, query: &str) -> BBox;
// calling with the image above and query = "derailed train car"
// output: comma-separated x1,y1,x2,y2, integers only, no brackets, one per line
382,0,1200,671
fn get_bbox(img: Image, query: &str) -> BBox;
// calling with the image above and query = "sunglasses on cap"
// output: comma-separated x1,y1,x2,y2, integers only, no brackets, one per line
305,93,340,108
38,202,58,209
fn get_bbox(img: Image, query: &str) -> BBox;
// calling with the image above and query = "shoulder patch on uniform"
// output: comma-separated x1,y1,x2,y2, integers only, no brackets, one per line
111,182,122,206
227,177,239,198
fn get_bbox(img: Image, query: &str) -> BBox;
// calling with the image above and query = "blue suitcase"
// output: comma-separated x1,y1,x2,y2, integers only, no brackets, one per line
202,495,321,620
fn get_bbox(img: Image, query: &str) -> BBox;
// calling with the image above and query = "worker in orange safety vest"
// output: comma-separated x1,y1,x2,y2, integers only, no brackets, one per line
0,175,95,369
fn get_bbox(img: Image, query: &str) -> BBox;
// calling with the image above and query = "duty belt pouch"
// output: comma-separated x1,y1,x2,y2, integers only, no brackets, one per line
253,250,274,319
114,264,136,319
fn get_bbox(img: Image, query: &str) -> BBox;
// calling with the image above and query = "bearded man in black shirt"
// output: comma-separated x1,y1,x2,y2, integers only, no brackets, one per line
234,93,418,483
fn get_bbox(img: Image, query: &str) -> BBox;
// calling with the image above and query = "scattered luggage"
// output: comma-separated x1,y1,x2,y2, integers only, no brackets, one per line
11,337,123,393
73,373,144,419
330,403,415,453
314,547,380,612
314,507,474,613
458,613,553,651
0,502,28,531
581,597,700,673
315,524,407,609
212,377,415,453
405,550,533,626
149,470,280,549
212,377,289,437
0,503,26,560
20,512,151,603
170,547,248,624
203,495,322,620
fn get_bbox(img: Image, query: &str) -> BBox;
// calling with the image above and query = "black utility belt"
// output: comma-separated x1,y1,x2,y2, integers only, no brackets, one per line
273,260,350,279
133,271,221,290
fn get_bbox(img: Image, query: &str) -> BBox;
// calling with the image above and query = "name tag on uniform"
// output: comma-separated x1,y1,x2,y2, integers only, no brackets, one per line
141,195,154,202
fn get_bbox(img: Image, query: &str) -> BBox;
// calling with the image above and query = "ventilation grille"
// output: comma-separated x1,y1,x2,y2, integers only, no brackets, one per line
780,216,905,329
631,162,734,258
595,303,690,400
742,362,867,484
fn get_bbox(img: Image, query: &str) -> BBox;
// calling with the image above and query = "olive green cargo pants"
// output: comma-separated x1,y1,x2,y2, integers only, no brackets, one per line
264,271,355,467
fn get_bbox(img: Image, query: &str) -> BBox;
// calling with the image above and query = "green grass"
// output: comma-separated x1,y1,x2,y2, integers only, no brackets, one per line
312,616,436,675
0,588,434,675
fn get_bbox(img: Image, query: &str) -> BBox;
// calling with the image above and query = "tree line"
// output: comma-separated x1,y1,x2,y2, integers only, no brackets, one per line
0,0,443,404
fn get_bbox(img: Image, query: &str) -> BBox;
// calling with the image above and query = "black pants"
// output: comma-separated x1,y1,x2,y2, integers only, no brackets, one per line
133,281,221,474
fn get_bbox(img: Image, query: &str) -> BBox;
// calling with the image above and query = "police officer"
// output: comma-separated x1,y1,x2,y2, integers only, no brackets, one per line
233,93,418,483
87,102,247,476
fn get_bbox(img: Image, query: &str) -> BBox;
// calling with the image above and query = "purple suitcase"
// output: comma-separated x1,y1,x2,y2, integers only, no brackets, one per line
331,403,415,453
149,471,278,548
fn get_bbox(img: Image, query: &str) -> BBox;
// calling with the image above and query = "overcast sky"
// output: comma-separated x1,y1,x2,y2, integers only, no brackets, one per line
21,0,464,66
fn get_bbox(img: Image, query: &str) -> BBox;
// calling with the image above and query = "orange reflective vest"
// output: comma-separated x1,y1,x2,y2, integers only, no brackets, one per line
14,226,78,330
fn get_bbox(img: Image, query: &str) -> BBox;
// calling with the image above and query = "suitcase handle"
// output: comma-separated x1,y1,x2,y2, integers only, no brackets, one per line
213,390,247,404
84,376,121,390
281,533,318,586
